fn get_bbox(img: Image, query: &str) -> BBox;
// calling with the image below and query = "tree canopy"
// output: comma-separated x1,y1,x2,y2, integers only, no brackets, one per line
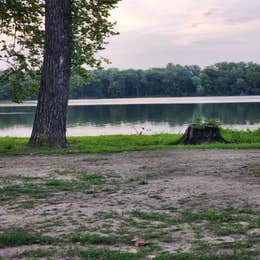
0,0,120,101
1,0,121,147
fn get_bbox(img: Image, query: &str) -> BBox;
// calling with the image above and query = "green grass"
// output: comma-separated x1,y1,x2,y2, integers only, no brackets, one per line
68,248,144,260
221,128,260,144
64,207,259,259
0,172,104,202
0,129,259,156
19,200,34,209
19,249,56,258
155,252,257,260
2,205,259,258
130,210,177,224
68,248,257,260
0,230,55,247
130,206,259,230
207,223,246,236
16,248,258,260
246,164,260,177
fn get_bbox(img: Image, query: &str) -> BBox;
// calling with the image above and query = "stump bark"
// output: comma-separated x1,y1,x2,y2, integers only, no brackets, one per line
177,124,227,145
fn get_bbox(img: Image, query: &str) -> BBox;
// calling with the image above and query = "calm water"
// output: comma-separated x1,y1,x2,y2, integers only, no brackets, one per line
0,98,259,137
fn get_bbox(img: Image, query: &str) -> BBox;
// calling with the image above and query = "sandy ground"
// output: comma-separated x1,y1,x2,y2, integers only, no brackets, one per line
0,149,260,258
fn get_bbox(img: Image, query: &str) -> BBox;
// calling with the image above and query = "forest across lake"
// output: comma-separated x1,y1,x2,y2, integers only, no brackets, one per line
1,62,260,101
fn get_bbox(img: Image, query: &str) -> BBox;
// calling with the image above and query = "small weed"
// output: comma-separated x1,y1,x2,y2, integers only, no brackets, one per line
20,200,34,209
193,116,221,128
248,215,260,228
208,223,246,236
192,225,203,239
130,210,178,224
159,234,174,243
192,240,211,254
19,249,56,258
122,216,145,228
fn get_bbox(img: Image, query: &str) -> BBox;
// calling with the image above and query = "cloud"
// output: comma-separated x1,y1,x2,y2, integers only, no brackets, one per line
103,0,260,68
1,0,259,70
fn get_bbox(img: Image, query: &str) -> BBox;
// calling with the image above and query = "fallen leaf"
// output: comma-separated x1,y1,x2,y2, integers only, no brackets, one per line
131,236,148,247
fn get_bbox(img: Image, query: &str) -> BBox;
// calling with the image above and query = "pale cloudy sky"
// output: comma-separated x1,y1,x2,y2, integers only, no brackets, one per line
1,0,260,70
101,0,260,69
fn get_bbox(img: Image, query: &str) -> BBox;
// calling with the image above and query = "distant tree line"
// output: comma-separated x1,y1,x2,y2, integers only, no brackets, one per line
0,62,260,100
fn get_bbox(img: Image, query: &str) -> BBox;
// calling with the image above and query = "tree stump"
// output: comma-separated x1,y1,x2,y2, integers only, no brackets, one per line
177,124,227,145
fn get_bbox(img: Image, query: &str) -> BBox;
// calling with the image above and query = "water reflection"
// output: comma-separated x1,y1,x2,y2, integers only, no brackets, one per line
67,103,260,126
0,103,259,136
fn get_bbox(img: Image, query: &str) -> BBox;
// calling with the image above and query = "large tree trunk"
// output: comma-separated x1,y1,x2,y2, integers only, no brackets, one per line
29,0,72,148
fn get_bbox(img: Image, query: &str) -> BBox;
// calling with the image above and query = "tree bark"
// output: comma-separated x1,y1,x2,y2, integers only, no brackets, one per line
29,0,72,148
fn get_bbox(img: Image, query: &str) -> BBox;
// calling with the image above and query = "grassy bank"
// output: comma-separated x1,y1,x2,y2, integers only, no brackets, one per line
0,128,259,156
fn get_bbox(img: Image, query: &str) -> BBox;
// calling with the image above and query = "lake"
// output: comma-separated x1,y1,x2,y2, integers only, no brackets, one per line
0,96,259,137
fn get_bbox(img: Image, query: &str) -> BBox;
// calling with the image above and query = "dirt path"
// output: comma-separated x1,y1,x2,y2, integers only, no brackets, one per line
0,149,260,258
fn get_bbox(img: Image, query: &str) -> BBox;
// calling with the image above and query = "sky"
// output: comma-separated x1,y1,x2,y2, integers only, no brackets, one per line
101,0,260,69
1,0,260,70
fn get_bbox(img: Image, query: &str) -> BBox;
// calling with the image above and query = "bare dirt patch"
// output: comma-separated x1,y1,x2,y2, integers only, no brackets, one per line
0,149,259,259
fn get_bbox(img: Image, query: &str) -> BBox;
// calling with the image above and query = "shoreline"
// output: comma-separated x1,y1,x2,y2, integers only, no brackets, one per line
0,95,260,107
